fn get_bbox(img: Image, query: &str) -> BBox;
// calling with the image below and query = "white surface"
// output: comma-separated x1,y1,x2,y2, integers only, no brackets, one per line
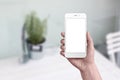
65,13,86,58
0,48,120,80
65,13,86,53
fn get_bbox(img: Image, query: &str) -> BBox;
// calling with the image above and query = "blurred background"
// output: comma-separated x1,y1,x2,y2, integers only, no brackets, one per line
0,0,119,58
0,0,120,80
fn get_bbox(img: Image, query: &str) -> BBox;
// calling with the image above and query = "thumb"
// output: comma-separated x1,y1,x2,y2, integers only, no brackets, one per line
87,32,94,51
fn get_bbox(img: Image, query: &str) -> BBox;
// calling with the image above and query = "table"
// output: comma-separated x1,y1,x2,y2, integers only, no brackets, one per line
0,47,120,80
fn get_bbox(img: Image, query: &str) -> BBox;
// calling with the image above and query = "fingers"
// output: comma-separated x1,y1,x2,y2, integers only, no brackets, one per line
60,45,65,51
60,43,65,57
61,32,65,37
60,32,65,57
87,32,94,50
60,39,65,45
60,51,65,57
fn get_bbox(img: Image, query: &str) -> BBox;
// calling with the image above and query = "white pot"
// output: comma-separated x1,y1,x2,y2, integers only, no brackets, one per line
31,51,44,60
26,39,46,59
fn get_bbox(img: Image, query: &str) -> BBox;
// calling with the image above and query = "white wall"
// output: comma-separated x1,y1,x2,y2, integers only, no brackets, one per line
0,0,26,58
0,0,118,58
26,0,116,44
91,0,117,44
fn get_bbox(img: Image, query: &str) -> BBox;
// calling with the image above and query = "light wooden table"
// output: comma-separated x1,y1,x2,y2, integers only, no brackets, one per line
0,48,120,80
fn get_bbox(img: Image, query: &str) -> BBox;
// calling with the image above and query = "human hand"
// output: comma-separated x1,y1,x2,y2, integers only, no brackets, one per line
60,32,95,71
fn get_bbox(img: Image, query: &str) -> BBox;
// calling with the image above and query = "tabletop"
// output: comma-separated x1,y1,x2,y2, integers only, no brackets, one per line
0,47,120,80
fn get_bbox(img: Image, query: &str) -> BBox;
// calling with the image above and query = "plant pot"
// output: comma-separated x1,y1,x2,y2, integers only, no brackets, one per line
26,38,46,59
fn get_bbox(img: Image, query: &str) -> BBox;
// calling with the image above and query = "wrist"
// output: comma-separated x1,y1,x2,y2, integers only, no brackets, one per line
79,63,102,80
79,62,96,72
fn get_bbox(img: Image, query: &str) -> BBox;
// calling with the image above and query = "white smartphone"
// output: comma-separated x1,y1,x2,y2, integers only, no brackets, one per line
65,13,87,58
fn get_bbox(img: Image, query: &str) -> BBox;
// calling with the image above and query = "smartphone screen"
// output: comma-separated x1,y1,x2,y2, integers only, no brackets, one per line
65,13,86,57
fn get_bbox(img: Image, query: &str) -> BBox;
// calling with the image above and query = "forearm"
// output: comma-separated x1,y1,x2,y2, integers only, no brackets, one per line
80,63,102,80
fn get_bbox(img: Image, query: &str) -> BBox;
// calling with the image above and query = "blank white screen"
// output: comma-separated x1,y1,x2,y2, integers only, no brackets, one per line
65,18,86,53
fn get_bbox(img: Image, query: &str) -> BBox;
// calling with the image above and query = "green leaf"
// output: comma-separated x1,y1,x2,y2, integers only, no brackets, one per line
24,11,47,44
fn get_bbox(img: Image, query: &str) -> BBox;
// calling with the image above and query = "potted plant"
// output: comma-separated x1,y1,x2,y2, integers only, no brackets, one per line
24,11,47,59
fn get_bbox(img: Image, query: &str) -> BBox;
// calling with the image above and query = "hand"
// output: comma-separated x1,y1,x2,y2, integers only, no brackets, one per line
60,32,95,71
